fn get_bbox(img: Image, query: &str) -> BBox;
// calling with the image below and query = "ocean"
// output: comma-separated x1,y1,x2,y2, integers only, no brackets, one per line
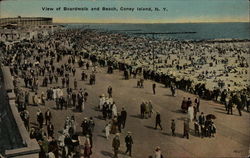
63,23,250,40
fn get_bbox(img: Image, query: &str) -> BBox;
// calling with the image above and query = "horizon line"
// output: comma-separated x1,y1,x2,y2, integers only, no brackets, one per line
54,21,249,24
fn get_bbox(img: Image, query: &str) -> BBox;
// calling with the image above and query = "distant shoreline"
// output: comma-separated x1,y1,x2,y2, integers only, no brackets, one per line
59,22,250,41
54,22,249,24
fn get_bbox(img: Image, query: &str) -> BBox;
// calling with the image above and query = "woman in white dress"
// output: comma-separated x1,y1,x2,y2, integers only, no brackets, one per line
105,122,111,139
33,93,39,106
52,88,57,100
188,104,194,121
58,88,64,98
154,146,163,158
81,98,85,112
99,94,105,110
112,103,117,117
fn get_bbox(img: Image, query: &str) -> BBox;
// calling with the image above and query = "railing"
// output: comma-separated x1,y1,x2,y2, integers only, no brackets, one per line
0,66,40,158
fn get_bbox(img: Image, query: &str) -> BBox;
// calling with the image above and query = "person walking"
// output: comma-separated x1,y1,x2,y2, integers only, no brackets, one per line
33,93,39,106
125,132,133,157
170,84,176,96
112,134,120,158
121,107,127,129
145,102,150,119
152,83,156,95
84,135,92,158
37,109,44,129
148,101,153,118
47,122,54,137
81,118,89,136
107,86,113,98
183,119,189,139
171,119,176,136
112,102,118,117
155,112,163,130
227,99,233,115
194,96,200,112
45,109,52,125
140,101,146,119
236,103,242,116
117,113,122,133
88,117,95,133
105,122,111,139
198,112,206,138
72,92,76,107
154,146,163,158
72,67,76,76
74,79,77,90
188,104,194,121
21,110,30,131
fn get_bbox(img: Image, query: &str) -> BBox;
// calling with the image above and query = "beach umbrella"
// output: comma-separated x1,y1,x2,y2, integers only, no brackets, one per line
206,114,216,120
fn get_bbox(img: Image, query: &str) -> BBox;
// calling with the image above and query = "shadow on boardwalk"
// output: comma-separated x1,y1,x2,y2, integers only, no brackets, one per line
101,150,113,158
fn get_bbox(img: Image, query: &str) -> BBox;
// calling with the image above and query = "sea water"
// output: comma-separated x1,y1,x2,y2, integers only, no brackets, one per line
63,22,250,40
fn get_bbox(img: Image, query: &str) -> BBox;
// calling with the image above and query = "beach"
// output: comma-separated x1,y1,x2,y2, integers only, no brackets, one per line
0,25,249,158
75,29,249,92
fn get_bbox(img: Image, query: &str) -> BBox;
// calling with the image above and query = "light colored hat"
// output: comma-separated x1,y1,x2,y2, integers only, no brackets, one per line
155,146,160,150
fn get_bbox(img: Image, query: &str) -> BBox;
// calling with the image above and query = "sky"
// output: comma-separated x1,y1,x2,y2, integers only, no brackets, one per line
0,0,249,23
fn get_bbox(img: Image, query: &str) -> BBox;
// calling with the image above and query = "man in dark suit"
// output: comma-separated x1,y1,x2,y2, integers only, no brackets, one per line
125,132,133,156
47,121,54,137
155,112,163,130
171,119,176,136
198,112,205,137
45,109,52,125
227,99,233,115
107,86,112,98
121,107,127,129
152,83,156,95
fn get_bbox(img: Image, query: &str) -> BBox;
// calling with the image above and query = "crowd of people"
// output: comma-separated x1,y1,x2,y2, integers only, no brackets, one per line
88,51,250,113
76,29,249,110
140,100,153,119
0,27,249,158
0,29,97,157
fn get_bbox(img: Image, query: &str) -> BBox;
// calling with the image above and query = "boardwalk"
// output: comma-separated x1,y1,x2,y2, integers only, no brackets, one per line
13,55,249,158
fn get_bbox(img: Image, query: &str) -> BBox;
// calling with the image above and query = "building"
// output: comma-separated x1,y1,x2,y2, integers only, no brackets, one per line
0,17,53,26
0,17,57,43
